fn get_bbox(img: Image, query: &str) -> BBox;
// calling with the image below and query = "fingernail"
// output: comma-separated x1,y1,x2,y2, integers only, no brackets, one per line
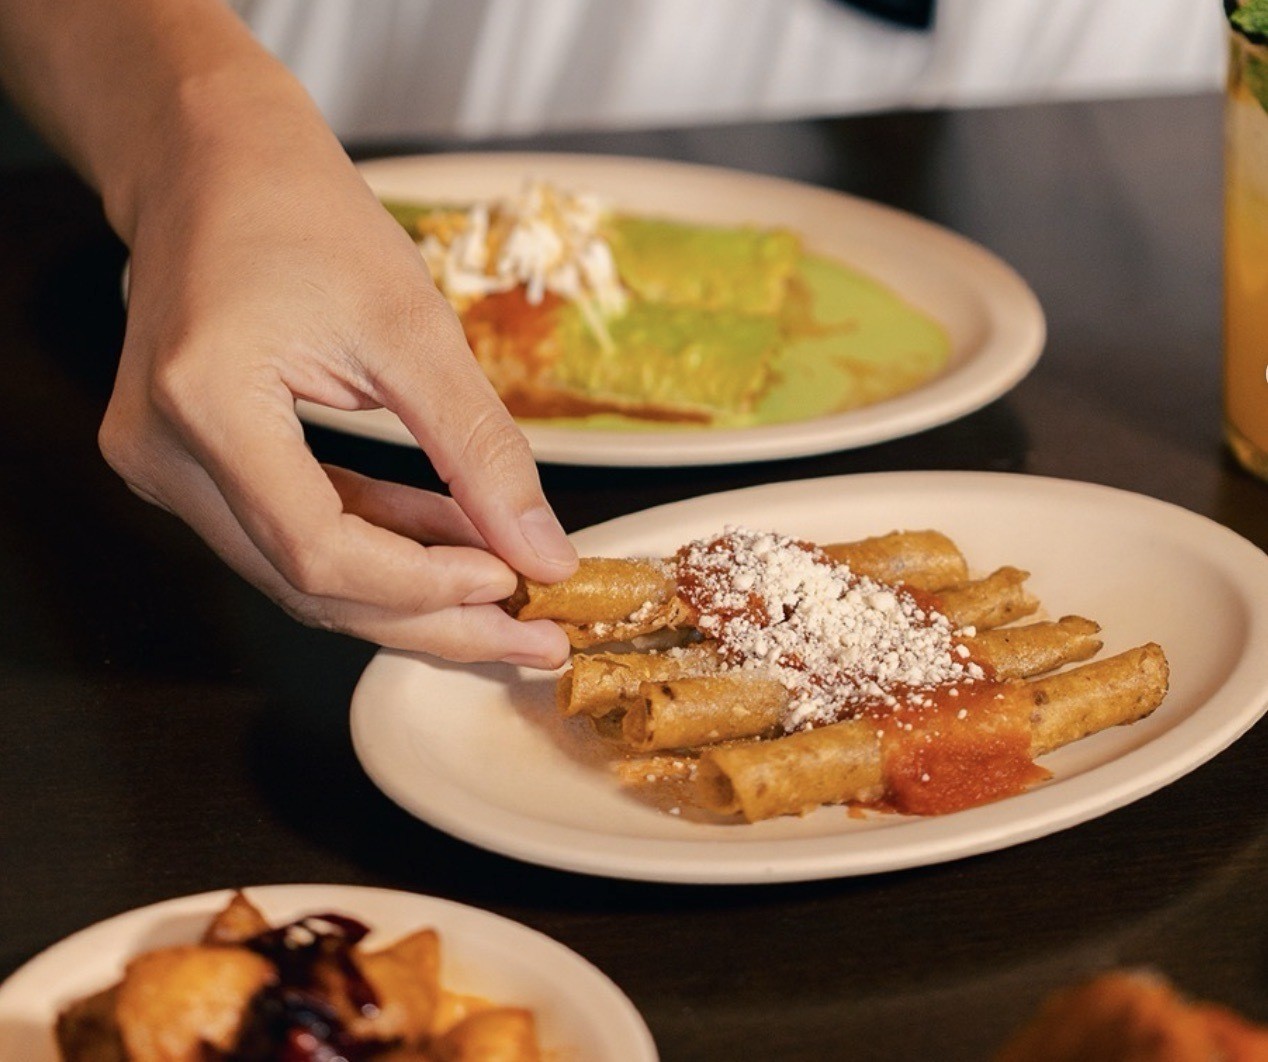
518,506,577,567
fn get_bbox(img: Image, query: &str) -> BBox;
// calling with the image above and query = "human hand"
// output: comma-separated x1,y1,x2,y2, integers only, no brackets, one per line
98,88,577,667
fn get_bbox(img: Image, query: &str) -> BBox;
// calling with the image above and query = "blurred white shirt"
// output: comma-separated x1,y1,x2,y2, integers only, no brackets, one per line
227,0,1225,141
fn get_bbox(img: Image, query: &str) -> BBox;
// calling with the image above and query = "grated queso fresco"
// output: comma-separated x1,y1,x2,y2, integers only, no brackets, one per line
415,180,628,329
674,526,983,730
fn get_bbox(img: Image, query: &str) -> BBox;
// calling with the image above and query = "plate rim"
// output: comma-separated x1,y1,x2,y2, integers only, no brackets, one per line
297,151,1045,467
350,471,1268,884
0,883,659,1062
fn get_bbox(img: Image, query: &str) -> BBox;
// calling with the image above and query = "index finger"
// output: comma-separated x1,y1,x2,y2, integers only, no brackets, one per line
366,287,579,585
163,369,520,615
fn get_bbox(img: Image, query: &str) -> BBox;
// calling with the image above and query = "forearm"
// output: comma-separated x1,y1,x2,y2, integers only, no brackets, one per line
0,0,328,244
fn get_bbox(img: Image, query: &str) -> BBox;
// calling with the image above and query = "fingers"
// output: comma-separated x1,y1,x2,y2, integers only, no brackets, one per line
211,426,567,659
108,151,579,660
115,422,568,665
323,464,485,547
369,292,578,584
330,602,571,667
152,369,517,616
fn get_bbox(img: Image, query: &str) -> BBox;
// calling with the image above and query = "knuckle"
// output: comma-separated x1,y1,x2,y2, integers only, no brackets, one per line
97,405,142,480
455,408,533,482
147,347,208,431
273,534,344,600
98,400,166,505
378,282,466,354
276,589,343,633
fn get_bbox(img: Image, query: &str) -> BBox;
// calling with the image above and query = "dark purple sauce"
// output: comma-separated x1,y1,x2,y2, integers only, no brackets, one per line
227,913,396,1062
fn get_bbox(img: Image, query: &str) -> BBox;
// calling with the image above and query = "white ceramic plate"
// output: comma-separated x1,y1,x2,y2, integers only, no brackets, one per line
296,152,1044,466
351,472,1268,884
0,884,657,1061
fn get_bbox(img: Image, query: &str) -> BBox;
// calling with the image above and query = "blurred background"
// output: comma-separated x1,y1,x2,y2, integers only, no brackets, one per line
225,0,1226,142
0,0,1228,167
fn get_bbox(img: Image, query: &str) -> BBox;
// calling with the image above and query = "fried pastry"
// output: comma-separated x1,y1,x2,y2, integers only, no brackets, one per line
55,893,540,1062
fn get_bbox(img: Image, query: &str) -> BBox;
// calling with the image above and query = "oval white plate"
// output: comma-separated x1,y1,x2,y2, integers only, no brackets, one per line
296,152,1044,467
351,472,1268,884
0,884,657,1061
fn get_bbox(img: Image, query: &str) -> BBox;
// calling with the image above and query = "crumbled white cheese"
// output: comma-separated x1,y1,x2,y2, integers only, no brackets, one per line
675,526,976,731
417,180,628,326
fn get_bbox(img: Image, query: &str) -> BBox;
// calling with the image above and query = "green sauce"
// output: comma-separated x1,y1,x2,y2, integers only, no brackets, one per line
604,215,801,315
386,201,951,429
750,255,950,426
535,247,950,430
551,301,781,415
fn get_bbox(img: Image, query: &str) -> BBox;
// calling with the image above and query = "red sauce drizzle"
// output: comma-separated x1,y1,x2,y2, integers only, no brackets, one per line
463,287,562,351
675,535,771,661
881,683,1050,815
462,289,711,423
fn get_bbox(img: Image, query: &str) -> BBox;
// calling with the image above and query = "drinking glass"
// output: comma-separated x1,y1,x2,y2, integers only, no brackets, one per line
1225,3,1268,480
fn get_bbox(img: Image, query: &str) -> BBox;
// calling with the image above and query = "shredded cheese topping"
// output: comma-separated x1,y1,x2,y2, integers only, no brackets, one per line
415,180,628,337
675,526,984,730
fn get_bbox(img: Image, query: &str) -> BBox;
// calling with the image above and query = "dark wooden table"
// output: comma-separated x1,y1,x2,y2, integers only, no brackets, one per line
1,93,1264,1061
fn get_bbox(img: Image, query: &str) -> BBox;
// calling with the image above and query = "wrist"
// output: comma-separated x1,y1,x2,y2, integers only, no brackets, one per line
105,53,337,247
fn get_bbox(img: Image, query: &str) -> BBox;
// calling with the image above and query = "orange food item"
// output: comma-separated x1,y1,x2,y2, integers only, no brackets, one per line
528,525,1168,822
1225,30,1268,478
55,892,542,1062
996,970,1268,1062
